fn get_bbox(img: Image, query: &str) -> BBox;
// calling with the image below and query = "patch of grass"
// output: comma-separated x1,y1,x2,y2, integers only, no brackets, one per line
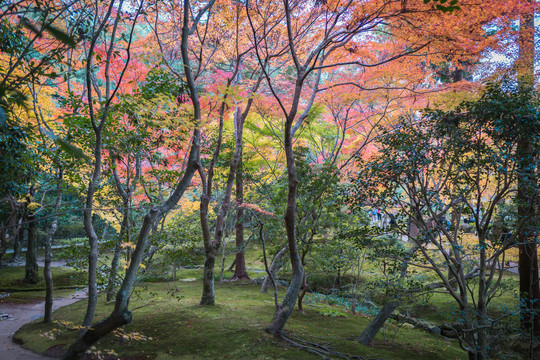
0,288,78,304
0,266,85,292
15,279,466,360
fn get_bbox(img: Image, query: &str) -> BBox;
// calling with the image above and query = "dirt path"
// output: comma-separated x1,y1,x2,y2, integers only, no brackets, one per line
0,291,86,359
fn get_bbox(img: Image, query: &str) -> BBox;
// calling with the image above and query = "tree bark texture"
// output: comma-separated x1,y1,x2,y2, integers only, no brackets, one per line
357,300,398,345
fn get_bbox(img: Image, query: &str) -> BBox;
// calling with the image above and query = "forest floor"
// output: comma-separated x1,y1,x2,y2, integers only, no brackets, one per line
5,245,528,359
13,279,469,360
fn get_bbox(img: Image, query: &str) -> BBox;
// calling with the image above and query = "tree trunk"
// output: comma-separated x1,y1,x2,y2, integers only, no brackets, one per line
63,121,202,359
219,236,228,283
356,245,418,345
200,97,247,304
106,209,128,302
266,76,305,335
232,153,249,280
201,249,217,304
24,206,39,284
297,273,308,312
517,2,540,335
105,237,123,302
82,125,103,326
357,300,398,345
1,198,21,268
261,246,287,293
12,227,23,262
44,171,63,323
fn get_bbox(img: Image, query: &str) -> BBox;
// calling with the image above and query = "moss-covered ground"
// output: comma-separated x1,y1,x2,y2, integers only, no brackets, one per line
0,266,85,304
14,278,466,359
9,242,526,359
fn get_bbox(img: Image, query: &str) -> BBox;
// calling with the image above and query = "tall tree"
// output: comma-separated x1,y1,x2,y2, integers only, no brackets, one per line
516,0,540,337
247,0,430,336
76,0,145,327
62,1,213,358
231,151,250,280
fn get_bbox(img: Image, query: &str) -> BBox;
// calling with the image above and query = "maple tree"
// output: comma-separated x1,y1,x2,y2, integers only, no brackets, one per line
1,0,540,359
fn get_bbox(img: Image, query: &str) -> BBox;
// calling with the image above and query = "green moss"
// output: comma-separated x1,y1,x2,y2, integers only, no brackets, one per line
0,266,85,292
15,280,466,360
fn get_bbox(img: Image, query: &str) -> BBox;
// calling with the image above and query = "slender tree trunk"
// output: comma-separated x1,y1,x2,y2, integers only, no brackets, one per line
200,101,247,304
219,236,228,283
63,129,202,359
24,207,39,284
63,3,205,354
1,203,20,267
449,209,461,291
261,246,287,293
297,273,308,312
232,153,249,280
266,82,305,334
105,212,127,302
476,234,488,359
297,249,309,312
82,132,102,327
44,170,63,323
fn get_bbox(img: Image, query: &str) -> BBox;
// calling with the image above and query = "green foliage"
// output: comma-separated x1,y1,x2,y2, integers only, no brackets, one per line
423,0,460,13
0,124,35,197
140,68,182,99
0,2,81,126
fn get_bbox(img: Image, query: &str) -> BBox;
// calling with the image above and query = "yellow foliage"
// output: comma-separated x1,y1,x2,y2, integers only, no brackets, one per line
27,202,42,211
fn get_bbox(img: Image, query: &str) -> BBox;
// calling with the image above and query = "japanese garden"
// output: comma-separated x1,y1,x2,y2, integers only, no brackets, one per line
0,0,539,359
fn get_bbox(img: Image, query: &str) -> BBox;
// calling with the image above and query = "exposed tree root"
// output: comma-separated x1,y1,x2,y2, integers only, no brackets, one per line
281,333,368,360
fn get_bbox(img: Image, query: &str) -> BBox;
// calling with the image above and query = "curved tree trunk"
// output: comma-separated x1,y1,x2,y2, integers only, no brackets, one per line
261,246,287,293
62,1,208,356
